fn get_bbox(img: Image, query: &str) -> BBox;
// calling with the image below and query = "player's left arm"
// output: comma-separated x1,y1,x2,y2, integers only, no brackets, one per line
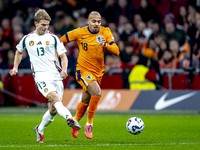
59,53,68,79
100,28,119,56
56,36,68,79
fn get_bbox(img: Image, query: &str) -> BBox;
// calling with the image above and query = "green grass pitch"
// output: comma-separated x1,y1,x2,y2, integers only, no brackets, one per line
0,108,200,150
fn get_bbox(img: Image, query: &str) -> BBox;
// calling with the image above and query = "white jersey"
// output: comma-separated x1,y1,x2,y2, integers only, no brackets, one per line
16,30,67,81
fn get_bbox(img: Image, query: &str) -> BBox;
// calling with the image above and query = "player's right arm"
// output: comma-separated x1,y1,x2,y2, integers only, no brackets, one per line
10,50,23,76
10,35,27,76
60,28,80,44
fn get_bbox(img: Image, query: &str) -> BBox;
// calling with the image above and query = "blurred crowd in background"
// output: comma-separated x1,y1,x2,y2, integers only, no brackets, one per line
1,0,200,89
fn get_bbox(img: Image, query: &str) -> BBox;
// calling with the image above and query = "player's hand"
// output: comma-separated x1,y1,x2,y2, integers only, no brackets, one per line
10,68,18,76
60,70,68,79
100,35,107,47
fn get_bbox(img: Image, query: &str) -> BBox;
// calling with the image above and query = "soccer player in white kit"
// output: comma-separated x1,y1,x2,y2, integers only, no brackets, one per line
9,9,81,143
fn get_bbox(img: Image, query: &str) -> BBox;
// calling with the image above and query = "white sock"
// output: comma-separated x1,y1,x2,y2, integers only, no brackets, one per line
54,101,72,119
38,110,54,134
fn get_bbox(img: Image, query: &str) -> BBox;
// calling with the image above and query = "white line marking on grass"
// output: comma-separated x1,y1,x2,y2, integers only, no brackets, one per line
0,142,199,148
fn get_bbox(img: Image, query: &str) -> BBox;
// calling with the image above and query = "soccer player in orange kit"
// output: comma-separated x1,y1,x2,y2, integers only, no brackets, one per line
60,11,119,139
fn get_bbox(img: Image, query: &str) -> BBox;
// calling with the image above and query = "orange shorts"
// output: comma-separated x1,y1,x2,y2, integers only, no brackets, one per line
75,70,103,92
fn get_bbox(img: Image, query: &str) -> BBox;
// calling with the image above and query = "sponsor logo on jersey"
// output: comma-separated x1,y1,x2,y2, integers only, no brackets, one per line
96,35,101,43
86,75,92,80
44,88,48,93
46,41,49,45
37,41,42,45
112,37,114,40
29,41,34,46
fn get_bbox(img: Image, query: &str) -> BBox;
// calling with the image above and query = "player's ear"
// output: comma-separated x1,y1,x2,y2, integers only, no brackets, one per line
87,19,89,25
34,21,38,27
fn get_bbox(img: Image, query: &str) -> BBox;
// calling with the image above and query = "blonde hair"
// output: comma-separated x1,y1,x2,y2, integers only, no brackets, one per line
34,9,51,22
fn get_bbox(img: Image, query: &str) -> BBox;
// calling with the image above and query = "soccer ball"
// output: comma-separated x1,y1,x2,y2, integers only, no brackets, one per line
126,117,144,135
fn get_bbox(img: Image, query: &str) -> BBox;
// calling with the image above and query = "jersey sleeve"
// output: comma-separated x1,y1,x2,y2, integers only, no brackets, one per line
16,35,28,52
60,28,81,44
104,27,120,56
105,27,116,45
54,35,67,56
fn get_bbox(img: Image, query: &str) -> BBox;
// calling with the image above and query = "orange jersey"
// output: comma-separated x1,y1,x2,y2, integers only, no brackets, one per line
60,26,119,77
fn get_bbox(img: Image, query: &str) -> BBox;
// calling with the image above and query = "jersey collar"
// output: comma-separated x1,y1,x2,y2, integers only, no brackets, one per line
88,26,99,34
34,30,49,35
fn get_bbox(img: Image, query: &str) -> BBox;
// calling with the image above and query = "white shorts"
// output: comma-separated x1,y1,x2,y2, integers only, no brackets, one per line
35,80,64,100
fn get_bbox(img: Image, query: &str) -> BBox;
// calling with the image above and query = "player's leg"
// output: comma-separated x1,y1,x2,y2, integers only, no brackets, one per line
74,70,101,138
49,80,81,129
74,70,95,122
34,80,58,143
46,91,81,129
37,103,57,134
74,92,90,122
35,103,57,143
34,80,81,142
72,92,90,138
84,80,101,139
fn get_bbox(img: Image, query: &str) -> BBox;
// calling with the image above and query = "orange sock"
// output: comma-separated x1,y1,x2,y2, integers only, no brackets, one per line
74,101,88,122
87,95,101,124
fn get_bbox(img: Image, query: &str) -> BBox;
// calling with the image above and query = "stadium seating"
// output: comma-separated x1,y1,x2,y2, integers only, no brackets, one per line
3,75,47,106
149,0,157,7
162,75,169,89
171,0,188,23
131,0,141,10
0,76,2,105
101,74,123,89
156,0,171,22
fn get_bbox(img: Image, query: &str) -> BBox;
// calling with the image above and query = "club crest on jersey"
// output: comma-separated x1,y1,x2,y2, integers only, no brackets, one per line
86,75,92,80
29,41,34,46
46,41,49,45
44,88,48,93
96,35,101,43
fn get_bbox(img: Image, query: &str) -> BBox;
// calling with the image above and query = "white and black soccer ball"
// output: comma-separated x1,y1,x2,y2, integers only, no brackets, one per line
126,117,145,135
